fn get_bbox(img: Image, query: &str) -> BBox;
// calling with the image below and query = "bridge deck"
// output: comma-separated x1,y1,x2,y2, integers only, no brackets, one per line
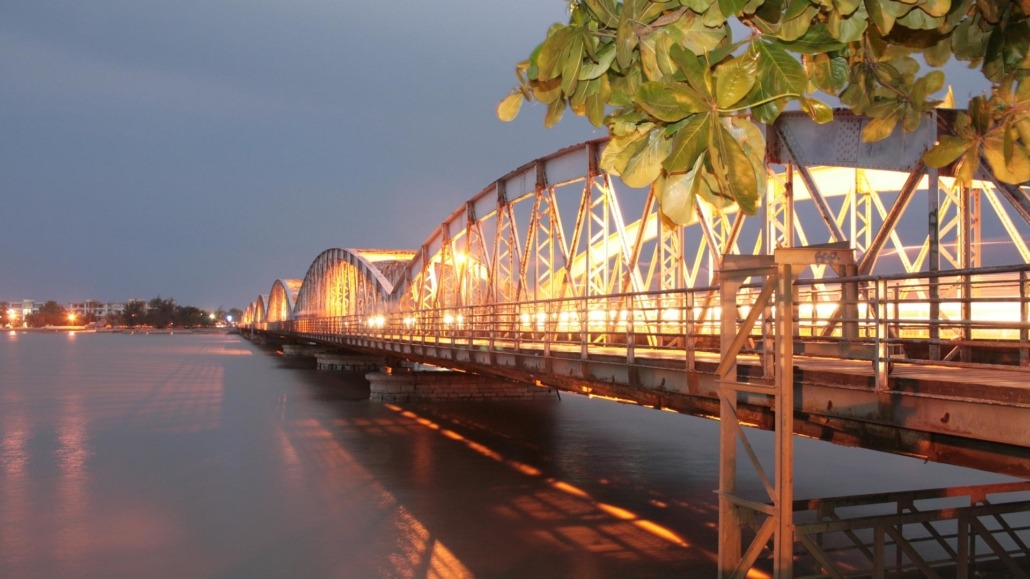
274,329,1029,477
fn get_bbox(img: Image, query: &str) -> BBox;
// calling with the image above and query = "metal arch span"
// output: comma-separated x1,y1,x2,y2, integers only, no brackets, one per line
266,279,302,324
251,295,267,329
390,111,1030,321
291,248,416,322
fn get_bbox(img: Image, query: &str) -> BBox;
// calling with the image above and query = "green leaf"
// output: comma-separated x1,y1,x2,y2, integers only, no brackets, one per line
621,128,672,187
703,0,729,26
654,31,679,76
755,0,785,24
670,11,730,54
585,75,611,127
921,135,970,167
560,34,585,95
969,95,991,134
639,36,661,81
835,0,863,15
710,119,759,213
807,53,849,94
896,6,943,29
656,155,706,225
918,0,951,18
544,98,565,128
827,2,869,43
952,146,980,185
728,116,769,195
951,15,990,60
862,106,903,141
608,64,643,107
601,127,650,174
578,42,617,80
497,93,524,122
569,74,594,114
537,27,571,81
751,39,807,97
532,77,562,104
802,97,834,123
634,81,710,122
865,0,896,34
719,0,749,17
912,70,945,105
778,4,817,40
664,113,711,173
670,45,714,98
616,4,638,70
1017,78,1030,105
715,53,759,108
924,37,952,67
780,24,847,54
582,0,620,26
681,0,716,10
985,134,1030,184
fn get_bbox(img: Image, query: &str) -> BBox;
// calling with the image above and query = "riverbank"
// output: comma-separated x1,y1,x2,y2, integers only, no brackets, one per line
6,327,232,334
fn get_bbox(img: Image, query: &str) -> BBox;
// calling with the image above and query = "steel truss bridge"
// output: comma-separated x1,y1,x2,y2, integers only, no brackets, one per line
241,111,1030,578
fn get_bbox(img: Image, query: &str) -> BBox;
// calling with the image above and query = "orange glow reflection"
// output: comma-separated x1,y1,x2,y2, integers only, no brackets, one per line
384,405,695,552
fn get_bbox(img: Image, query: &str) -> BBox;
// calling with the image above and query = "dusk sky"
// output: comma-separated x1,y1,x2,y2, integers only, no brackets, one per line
2,1,596,310
2,2,993,312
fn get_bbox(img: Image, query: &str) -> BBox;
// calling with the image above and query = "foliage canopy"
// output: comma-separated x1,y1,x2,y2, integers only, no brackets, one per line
499,0,1030,224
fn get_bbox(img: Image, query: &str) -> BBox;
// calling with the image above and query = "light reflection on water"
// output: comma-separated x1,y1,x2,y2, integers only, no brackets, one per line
0,332,1015,578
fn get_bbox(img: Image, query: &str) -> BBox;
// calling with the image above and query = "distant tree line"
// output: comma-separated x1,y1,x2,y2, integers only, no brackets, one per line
2,298,243,329
120,297,210,329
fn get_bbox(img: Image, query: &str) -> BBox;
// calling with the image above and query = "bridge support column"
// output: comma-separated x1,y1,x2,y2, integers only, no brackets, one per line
717,243,857,579
365,370,556,403
281,344,323,357
314,353,389,372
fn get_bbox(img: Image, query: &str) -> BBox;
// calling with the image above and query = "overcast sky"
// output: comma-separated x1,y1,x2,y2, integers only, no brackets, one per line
1,0,597,310
2,2,994,311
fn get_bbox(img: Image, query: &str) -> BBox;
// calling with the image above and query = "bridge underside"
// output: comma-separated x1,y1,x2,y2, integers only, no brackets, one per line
258,328,1029,479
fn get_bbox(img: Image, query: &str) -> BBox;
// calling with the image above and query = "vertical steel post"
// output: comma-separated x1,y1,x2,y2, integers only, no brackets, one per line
876,278,889,390
928,169,941,361
685,291,696,372
774,260,795,578
1022,271,1028,367
718,276,742,577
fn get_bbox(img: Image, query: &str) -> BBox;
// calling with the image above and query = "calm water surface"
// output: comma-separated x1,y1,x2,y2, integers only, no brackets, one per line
0,332,1013,578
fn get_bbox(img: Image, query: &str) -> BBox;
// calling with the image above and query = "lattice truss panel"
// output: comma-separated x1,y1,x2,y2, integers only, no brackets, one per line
247,111,1029,328
395,115,1028,315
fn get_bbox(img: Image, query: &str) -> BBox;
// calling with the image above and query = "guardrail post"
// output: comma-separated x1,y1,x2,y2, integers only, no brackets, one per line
544,301,552,359
876,278,889,391
580,297,589,361
626,302,635,365
957,513,970,579
842,264,859,343
1021,270,1028,367
685,291,695,372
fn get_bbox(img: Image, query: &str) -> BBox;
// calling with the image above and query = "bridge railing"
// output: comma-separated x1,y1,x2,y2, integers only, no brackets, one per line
269,263,1030,377
791,264,1030,372
791,480,1030,578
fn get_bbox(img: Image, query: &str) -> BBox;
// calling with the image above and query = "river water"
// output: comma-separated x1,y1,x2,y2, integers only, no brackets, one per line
0,331,1014,578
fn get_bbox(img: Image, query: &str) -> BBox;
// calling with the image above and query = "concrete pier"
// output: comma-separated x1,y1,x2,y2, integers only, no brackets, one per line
315,353,389,372
281,343,322,357
366,370,556,403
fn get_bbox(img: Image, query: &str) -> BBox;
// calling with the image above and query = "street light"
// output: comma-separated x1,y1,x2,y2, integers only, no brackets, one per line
68,312,77,325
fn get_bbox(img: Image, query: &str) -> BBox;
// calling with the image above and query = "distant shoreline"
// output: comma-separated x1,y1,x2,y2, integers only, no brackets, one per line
8,327,233,335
